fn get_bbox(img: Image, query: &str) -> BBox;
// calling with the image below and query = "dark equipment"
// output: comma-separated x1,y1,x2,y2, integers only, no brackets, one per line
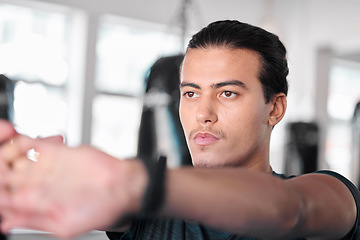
285,122,319,175
352,102,360,189
0,74,14,122
137,55,192,167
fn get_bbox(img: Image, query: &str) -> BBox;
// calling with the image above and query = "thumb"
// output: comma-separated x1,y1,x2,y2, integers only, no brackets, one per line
38,135,65,145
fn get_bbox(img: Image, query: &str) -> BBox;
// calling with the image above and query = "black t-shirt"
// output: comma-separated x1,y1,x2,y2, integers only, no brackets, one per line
107,170,360,240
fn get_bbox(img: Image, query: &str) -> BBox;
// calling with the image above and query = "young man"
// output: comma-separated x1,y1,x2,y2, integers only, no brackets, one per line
0,20,359,239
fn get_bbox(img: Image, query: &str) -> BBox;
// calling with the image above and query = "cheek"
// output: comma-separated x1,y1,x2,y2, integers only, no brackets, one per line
238,99,269,123
179,101,185,123
222,104,268,137
179,104,191,135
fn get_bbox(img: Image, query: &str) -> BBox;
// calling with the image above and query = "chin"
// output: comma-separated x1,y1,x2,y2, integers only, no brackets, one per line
191,149,218,165
192,152,241,168
192,158,226,168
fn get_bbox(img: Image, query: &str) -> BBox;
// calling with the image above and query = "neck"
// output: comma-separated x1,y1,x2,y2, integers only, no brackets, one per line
238,142,272,173
243,159,273,174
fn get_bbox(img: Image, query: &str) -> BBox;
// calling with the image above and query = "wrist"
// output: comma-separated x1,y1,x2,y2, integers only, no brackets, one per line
113,158,149,216
110,156,167,228
126,159,150,212
140,156,167,215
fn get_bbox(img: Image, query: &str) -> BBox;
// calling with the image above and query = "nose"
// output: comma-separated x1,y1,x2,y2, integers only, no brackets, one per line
196,98,218,125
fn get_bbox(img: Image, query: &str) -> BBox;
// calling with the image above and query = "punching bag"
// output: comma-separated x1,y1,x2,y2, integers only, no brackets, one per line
0,74,14,122
137,55,192,167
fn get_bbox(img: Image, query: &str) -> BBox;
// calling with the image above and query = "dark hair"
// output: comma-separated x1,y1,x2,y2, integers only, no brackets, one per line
186,20,289,103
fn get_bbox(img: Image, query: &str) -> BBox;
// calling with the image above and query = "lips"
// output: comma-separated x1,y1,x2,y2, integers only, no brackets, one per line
193,132,219,146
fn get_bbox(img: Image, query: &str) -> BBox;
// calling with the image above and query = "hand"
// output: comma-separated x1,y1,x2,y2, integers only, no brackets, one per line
0,119,64,175
0,133,148,238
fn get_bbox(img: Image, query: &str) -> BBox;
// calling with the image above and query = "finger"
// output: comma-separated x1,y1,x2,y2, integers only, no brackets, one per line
0,161,28,195
14,135,56,157
0,120,16,143
0,132,63,166
0,139,22,165
12,156,33,176
14,136,67,166
0,135,33,166
38,135,65,145
0,157,11,179
0,181,11,209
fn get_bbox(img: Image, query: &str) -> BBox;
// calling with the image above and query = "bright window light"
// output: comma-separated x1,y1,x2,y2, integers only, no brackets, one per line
0,3,70,139
13,81,67,138
0,4,68,86
327,65,360,121
92,17,187,158
96,17,184,95
91,94,142,158
326,63,360,179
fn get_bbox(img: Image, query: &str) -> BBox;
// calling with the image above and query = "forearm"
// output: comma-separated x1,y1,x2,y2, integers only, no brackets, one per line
160,167,301,238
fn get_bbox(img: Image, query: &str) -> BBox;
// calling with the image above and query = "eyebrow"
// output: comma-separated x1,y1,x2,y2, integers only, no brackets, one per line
212,80,247,89
180,82,200,89
180,80,247,90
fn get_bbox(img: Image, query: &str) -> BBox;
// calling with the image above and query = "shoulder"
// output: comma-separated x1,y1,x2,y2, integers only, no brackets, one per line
277,170,360,203
274,170,360,239
312,170,360,239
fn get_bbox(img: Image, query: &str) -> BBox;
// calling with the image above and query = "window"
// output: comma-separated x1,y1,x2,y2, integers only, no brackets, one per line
0,3,69,138
92,15,186,158
326,61,360,179
0,4,188,160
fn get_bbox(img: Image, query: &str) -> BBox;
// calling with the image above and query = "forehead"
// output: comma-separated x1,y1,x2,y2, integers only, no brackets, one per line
181,47,261,87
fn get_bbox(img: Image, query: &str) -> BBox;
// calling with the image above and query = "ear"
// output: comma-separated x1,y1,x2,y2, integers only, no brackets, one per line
268,93,287,127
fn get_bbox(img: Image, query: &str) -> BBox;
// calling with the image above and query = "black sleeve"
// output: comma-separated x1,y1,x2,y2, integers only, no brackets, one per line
106,231,125,240
316,170,360,240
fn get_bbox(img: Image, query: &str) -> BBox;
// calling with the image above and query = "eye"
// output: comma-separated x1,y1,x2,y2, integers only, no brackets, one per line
220,91,237,98
183,91,199,98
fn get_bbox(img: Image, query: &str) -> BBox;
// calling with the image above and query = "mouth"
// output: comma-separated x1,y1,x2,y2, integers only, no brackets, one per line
193,132,219,146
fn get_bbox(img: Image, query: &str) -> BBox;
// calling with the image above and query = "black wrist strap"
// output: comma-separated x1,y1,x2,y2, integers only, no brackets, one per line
141,155,167,214
109,155,167,229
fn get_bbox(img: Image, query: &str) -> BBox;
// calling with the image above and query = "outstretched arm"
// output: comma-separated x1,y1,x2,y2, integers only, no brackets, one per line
162,167,357,239
0,121,357,239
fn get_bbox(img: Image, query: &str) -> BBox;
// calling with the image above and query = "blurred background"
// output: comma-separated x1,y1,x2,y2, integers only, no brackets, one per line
0,0,360,239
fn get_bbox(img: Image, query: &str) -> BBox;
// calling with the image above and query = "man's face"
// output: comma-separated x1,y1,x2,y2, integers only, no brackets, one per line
179,47,274,169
